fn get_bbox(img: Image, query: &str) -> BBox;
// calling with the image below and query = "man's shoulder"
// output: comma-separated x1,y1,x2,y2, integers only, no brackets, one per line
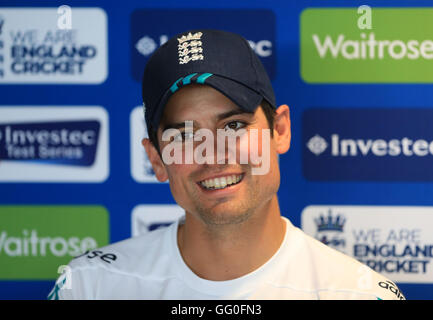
68,223,173,275
48,225,176,299
289,226,405,300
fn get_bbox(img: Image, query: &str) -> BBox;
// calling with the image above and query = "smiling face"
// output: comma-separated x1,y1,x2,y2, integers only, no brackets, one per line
143,84,291,227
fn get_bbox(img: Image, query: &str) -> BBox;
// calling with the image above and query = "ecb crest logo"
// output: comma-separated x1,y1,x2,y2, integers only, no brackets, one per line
314,209,347,254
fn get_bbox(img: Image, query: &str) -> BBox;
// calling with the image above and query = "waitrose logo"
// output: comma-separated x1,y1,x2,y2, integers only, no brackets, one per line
301,8,433,82
0,230,97,257
313,33,433,60
0,206,109,279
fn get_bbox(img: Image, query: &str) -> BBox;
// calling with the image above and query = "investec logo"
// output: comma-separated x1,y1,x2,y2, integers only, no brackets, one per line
131,9,276,81
136,34,273,59
0,121,99,164
301,8,433,82
306,134,433,158
303,108,433,181
0,107,109,182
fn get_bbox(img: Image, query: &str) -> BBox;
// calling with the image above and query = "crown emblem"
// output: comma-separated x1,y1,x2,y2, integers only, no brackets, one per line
177,32,204,65
314,209,346,232
177,32,203,44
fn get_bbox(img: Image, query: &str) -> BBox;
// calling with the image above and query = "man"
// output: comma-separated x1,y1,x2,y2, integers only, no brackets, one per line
48,29,404,300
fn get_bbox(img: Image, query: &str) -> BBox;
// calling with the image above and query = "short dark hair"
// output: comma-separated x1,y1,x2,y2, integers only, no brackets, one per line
148,122,159,154
260,99,276,137
148,98,276,153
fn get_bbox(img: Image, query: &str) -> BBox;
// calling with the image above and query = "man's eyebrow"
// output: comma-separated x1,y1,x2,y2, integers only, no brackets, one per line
162,121,191,132
161,110,254,131
217,109,254,121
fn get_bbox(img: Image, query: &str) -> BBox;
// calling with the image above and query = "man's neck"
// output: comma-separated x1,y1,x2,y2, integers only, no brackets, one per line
177,196,286,281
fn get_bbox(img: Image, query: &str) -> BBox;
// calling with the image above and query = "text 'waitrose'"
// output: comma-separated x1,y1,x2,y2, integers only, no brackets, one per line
0,230,98,257
313,33,433,60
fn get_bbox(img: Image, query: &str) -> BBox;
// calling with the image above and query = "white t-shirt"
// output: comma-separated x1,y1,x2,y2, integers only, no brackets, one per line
48,217,405,300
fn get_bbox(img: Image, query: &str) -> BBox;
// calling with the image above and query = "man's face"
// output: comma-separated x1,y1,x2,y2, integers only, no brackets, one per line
152,84,287,226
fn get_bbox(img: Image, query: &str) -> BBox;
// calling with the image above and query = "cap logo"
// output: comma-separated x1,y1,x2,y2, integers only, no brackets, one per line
177,32,204,65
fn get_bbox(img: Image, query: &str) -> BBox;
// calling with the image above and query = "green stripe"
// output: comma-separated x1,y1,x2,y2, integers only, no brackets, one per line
182,73,198,85
170,77,183,93
196,73,213,84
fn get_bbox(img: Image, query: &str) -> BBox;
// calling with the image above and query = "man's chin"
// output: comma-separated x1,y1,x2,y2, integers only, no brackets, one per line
197,207,253,227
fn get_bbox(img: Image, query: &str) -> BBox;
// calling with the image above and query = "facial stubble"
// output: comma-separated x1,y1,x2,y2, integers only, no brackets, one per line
188,168,275,229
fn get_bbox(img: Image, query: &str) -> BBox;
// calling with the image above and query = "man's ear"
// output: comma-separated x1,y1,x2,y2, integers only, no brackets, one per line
273,104,291,154
142,138,168,182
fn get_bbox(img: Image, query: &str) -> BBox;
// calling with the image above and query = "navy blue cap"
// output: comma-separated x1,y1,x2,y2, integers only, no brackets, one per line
142,29,276,135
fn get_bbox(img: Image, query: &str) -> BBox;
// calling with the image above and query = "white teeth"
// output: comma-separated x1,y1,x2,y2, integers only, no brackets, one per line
214,178,221,188
227,176,233,185
200,174,243,190
220,177,227,188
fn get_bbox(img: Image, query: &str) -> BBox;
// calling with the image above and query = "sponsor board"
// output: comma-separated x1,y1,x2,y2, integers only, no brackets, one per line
301,205,433,283
0,205,109,279
131,9,275,81
0,7,107,83
301,8,433,83
0,106,109,182
130,106,159,182
303,108,433,181
131,204,184,237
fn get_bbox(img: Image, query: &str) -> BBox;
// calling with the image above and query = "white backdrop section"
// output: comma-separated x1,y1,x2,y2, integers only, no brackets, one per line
131,204,185,237
0,8,108,83
301,205,433,283
130,106,160,183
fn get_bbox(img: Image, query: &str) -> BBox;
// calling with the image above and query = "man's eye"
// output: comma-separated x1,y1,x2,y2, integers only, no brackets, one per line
224,121,246,131
173,131,194,142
